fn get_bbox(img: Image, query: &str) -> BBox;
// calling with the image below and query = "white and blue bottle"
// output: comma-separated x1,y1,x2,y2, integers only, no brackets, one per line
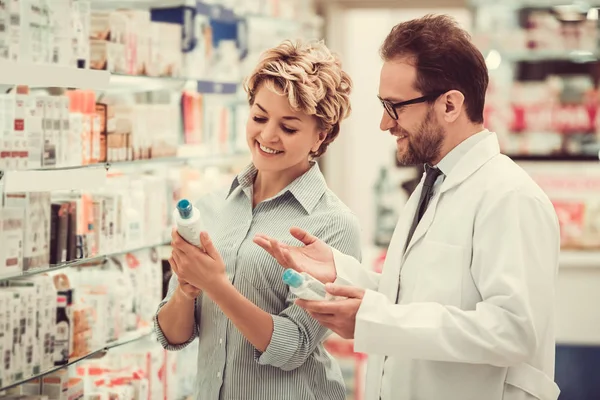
173,199,205,250
282,269,331,301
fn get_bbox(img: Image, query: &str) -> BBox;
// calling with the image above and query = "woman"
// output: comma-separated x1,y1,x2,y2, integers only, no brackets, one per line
154,39,361,400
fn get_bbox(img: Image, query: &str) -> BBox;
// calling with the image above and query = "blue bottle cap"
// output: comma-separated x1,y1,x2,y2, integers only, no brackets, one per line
177,199,193,219
282,269,304,288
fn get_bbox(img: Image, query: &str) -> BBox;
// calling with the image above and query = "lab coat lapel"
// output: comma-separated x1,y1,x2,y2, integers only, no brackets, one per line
440,133,501,194
378,177,423,301
404,133,501,256
404,188,441,255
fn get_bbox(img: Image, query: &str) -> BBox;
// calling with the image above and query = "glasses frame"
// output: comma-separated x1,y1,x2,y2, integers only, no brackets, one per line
378,91,448,120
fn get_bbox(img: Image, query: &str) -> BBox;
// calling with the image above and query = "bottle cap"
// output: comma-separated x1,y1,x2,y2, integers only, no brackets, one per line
177,199,193,219
282,269,304,288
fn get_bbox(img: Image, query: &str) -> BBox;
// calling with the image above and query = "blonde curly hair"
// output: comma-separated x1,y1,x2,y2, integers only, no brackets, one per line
244,39,353,158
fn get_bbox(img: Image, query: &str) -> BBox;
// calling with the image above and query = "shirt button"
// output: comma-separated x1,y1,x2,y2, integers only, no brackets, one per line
219,338,223,345
217,372,222,378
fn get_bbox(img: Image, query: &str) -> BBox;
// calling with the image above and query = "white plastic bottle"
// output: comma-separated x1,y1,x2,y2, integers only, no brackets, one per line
172,199,204,250
282,269,332,301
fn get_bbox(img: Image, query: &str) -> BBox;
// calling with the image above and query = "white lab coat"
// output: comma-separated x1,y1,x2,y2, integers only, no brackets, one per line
334,132,561,400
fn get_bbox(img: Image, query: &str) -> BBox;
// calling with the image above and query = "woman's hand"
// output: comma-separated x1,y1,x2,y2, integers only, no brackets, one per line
168,255,202,300
170,228,228,293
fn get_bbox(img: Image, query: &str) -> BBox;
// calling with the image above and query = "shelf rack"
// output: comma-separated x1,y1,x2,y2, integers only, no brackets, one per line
0,242,168,283
0,326,154,392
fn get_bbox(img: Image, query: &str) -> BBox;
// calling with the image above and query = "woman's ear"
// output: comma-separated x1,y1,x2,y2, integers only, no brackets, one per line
311,131,327,153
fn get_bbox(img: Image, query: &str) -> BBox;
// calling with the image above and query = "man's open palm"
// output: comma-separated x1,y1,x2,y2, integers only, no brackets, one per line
253,227,336,284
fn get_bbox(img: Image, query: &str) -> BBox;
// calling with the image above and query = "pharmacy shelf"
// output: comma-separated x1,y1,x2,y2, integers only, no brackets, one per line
0,152,250,193
560,251,600,269
508,154,600,162
470,0,600,7
504,50,599,63
0,166,107,194
0,326,153,392
0,61,110,90
91,0,187,9
0,242,168,282
107,151,250,169
108,73,238,94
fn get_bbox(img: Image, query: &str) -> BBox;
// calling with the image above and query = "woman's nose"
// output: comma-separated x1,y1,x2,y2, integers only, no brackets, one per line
260,122,279,142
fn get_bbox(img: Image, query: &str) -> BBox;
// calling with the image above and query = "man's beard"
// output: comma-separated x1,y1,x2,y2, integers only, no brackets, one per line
396,108,444,166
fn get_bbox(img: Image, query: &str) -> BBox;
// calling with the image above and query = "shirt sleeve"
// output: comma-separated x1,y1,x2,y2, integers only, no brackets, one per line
254,211,363,371
153,273,200,351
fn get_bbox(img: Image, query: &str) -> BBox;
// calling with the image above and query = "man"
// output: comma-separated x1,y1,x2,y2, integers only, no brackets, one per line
254,14,561,400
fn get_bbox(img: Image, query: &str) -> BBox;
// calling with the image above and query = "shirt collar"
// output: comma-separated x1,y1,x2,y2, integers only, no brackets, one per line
227,161,327,214
435,129,491,176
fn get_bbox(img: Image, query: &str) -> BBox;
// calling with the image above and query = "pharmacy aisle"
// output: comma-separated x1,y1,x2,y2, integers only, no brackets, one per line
0,0,324,399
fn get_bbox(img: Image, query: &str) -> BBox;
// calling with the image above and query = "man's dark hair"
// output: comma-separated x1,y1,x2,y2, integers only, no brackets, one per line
380,14,489,124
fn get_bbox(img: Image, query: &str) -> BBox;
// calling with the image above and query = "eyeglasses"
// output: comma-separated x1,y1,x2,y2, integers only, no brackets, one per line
378,91,447,120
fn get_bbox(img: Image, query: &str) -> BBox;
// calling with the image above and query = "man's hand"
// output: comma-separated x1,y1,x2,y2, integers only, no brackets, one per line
296,284,365,339
253,227,336,284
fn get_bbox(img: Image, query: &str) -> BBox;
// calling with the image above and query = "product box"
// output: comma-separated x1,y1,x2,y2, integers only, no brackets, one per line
95,103,112,163
5,192,51,271
8,0,24,62
42,370,69,400
520,162,600,249
32,274,57,371
7,282,41,377
0,291,12,387
13,88,30,170
27,96,45,169
50,202,70,265
151,22,182,77
0,93,12,169
0,206,24,279
112,104,133,162
52,96,65,168
50,0,75,67
42,96,58,167
6,289,24,383
0,1,10,61
59,95,71,167
72,0,91,69
150,5,208,79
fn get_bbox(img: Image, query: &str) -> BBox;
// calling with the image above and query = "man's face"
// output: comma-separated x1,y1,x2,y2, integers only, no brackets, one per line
378,59,444,166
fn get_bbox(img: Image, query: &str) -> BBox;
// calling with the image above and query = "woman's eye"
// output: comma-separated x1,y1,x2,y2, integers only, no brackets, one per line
253,116,267,123
281,126,297,134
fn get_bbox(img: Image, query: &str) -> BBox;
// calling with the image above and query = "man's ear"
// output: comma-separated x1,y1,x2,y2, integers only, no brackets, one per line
439,90,465,123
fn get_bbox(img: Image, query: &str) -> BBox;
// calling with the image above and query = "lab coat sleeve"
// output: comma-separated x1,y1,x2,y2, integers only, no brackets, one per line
353,189,560,367
333,248,380,291
256,211,363,370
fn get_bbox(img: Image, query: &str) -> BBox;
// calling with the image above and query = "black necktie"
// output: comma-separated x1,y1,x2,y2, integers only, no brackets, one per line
405,165,442,249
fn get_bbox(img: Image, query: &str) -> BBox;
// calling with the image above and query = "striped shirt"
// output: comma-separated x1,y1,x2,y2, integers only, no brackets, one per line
153,161,362,400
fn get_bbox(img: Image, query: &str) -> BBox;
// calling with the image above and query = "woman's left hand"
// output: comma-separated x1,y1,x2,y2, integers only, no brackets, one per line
170,229,228,293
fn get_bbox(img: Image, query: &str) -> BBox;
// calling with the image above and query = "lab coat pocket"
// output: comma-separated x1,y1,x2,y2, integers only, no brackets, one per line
412,240,466,306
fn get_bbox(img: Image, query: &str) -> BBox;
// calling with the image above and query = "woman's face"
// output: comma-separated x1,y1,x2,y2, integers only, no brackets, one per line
246,85,325,174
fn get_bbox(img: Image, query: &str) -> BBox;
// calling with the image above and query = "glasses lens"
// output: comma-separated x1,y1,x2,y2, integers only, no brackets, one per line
384,101,397,120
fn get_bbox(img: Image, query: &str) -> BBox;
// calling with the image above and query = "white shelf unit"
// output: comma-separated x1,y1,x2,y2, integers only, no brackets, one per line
0,61,110,90
0,167,108,194
559,251,600,269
